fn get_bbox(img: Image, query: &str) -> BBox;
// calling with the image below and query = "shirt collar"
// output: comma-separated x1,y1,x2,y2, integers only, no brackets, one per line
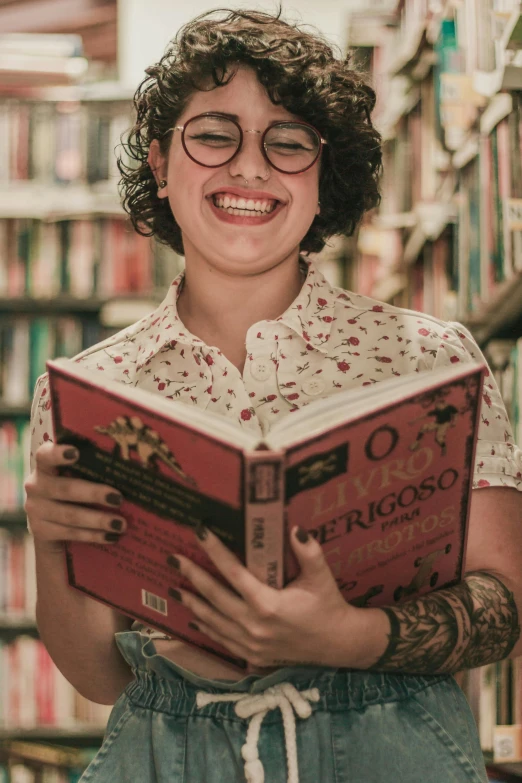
275,260,339,354
139,259,340,366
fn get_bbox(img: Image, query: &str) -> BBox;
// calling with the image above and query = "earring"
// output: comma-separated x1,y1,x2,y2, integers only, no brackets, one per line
159,179,167,188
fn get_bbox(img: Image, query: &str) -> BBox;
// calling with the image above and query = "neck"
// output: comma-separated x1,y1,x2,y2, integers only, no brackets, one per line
176,251,306,371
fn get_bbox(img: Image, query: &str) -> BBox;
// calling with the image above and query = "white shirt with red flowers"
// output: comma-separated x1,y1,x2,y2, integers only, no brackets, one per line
29,259,522,491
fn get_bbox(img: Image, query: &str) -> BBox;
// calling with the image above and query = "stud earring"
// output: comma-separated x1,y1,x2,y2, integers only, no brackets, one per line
159,179,167,188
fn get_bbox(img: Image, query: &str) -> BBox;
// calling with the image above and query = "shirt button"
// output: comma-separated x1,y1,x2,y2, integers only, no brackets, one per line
302,379,326,396
250,359,272,381
514,447,522,470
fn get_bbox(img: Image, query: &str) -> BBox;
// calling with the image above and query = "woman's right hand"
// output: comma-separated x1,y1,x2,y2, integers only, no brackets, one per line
24,442,127,553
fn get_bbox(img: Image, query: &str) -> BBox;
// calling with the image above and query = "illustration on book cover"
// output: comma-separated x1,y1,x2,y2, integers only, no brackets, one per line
95,415,197,486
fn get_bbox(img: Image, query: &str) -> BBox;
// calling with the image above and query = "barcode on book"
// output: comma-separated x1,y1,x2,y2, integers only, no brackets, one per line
141,589,168,616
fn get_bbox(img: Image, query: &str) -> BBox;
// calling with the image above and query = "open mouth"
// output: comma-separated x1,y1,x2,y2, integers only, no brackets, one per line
211,193,279,217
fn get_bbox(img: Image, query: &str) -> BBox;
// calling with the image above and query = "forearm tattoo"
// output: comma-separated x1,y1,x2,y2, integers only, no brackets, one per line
371,571,520,674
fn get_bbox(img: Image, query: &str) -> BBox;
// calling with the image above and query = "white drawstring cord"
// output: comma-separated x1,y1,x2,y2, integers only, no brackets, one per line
196,682,320,783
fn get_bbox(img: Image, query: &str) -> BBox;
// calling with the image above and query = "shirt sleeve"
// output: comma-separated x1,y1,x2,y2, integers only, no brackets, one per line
29,372,54,474
432,322,522,492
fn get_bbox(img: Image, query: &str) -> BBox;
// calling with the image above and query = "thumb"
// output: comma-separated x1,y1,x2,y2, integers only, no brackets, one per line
290,526,330,582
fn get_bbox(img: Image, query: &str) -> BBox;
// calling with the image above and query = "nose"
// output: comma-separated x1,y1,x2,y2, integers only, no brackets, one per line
228,130,270,182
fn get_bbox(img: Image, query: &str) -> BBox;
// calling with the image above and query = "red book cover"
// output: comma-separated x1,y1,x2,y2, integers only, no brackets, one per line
47,358,484,668
48,359,261,668
283,367,482,610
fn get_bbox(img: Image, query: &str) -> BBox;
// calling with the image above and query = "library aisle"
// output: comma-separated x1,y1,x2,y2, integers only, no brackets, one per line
1,0,522,780
348,1,522,781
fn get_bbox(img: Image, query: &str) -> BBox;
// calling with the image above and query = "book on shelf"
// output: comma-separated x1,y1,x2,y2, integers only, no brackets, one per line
0,635,111,731
47,355,484,669
0,217,156,299
0,318,102,406
0,97,130,187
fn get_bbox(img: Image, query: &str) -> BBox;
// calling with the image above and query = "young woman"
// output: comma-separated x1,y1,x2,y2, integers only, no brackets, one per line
25,8,522,783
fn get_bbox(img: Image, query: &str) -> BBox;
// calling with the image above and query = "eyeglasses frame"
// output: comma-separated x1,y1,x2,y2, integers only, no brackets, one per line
165,112,328,175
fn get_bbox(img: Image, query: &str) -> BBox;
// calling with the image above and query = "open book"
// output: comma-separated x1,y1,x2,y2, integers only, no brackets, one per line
47,357,485,668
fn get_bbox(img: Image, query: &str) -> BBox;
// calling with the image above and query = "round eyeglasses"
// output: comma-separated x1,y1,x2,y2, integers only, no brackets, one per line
165,113,327,174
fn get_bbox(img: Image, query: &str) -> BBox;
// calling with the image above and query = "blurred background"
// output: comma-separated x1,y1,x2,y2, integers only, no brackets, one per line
1,1,522,780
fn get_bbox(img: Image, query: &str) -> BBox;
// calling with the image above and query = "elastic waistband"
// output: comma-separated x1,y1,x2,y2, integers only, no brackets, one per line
116,631,451,720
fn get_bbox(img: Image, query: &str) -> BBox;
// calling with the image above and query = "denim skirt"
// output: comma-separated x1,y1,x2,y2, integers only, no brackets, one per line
79,630,488,783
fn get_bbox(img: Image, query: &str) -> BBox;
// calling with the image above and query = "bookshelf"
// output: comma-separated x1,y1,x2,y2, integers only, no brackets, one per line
347,1,522,778
0,32,182,781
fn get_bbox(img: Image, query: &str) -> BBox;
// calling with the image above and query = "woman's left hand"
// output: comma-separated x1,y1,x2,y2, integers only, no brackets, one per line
168,525,363,669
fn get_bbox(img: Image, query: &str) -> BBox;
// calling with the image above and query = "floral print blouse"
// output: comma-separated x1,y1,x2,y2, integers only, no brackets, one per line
30,259,522,491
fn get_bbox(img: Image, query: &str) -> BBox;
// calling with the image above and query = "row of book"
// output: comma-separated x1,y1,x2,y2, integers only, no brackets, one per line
0,218,156,299
0,532,35,618
454,93,522,316
1,99,130,185
348,6,522,321
1,635,111,730
0,421,30,511
461,659,522,759
485,338,522,447
0,741,98,783
0,318,102,406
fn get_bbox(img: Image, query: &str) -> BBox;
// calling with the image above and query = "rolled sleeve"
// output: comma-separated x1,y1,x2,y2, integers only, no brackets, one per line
432,322,522,491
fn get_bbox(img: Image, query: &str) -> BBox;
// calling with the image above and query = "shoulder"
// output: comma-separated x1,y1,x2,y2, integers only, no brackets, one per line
327,281,478,369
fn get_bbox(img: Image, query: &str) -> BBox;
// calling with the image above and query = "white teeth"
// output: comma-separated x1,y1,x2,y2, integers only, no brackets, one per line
212,193,277,214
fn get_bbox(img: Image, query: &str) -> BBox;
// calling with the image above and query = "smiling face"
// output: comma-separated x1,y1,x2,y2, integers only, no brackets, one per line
148,66,321,277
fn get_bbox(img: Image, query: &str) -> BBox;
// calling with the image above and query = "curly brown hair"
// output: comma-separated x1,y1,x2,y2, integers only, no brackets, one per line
117,6,382,256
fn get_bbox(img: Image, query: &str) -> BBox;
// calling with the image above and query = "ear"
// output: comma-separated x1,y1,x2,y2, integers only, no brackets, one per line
148,139,168,195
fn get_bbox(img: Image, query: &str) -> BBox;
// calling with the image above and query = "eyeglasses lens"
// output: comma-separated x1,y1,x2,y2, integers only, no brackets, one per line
183,116,320,172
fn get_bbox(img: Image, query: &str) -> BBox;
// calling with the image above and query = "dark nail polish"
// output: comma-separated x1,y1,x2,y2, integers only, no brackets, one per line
295,527,309,544
195,523,208,541
106,492,122,507
169,587,182,602
63,447,79,461
188,621,199,632
105,532,120,542
110,519,124,532
166,555,181,569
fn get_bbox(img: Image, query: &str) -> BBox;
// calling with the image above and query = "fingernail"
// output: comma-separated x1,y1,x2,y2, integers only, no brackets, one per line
166,555,181,569
63,447,79,461
295,527,309,544
168,587,182,602
188,621,199,632
110,519,124,532
195,522,208,541
105,532,120,542
106,492,122,507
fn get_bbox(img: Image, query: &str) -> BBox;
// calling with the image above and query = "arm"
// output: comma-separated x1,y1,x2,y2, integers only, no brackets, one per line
160,487,521,674
356,486,522,673
34,542,134,705
25,443,135,705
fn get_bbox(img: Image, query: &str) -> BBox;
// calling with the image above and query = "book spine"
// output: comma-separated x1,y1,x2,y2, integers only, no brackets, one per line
243,450,285,589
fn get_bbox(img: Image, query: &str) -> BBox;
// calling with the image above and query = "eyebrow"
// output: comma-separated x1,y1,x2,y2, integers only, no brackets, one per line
206,111,295,124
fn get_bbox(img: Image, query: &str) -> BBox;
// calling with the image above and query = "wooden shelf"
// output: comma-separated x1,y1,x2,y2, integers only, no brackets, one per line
0,184,123,219
462,272,522,345
0,725,105,746
0,296,104,314
0,615,36,631
0,292,164,319
0,403,31,417
0,510,27,526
